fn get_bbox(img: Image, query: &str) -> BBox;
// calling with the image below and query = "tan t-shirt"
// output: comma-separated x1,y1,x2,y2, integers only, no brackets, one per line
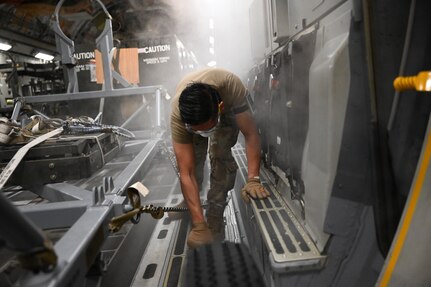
170,68,249,144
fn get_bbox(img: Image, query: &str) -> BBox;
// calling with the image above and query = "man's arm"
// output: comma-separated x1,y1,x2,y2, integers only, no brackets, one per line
235,110,270,200
235,110,261,179
172,141,205,224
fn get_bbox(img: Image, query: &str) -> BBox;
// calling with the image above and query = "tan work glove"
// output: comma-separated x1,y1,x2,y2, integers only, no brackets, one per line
187,222,214,249
241,177,270,203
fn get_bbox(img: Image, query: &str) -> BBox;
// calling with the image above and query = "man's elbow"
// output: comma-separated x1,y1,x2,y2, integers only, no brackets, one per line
179,170,195,183
243,130,260,143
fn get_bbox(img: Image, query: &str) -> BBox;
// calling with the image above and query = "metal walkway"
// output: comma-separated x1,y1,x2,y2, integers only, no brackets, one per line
232,144,326,273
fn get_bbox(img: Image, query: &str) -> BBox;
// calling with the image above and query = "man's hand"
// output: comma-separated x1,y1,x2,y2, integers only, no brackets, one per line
187,222,214,249
241,177,270,203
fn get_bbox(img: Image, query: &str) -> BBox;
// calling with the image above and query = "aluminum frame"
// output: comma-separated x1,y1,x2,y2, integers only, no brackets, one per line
13,137,161,287
1,1,168,285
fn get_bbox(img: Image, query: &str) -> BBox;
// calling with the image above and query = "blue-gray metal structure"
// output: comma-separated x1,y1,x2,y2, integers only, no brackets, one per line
0,0,168,285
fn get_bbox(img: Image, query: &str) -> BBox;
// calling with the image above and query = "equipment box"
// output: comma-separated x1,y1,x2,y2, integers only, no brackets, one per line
0,133,119,187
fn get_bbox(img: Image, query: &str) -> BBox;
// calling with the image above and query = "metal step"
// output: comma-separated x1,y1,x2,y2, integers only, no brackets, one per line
232,144,326,272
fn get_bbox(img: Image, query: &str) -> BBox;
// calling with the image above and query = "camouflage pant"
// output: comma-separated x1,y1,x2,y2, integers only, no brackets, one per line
192,112,239,233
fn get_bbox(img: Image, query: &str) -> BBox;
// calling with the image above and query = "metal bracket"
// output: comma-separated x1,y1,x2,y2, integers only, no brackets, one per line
51,0,78,93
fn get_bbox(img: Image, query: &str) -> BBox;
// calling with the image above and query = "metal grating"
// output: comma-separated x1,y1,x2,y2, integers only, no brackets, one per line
232,144,325,271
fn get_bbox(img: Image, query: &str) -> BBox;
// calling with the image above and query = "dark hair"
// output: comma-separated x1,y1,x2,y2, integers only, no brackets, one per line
179,82,220,125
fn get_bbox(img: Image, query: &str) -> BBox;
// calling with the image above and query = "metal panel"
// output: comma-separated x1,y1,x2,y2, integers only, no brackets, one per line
270,0,289,43
302,2,352,252
249,0,274,61
288,0,348,37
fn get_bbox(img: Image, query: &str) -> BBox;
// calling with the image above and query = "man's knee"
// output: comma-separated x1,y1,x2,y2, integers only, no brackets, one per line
210,157,238,191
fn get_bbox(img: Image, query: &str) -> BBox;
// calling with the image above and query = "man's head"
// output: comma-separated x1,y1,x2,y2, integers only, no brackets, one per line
179,82,221,125
179,82,224,137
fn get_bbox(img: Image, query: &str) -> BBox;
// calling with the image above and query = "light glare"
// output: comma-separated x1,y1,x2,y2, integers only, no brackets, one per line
0,43,12,51
207,61,217,67
34,52,54,61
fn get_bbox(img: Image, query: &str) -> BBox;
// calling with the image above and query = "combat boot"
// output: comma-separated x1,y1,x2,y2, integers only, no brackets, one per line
206,204,226,241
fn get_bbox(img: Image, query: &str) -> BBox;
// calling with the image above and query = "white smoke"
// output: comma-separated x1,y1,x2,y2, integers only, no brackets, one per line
167,0,253,77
